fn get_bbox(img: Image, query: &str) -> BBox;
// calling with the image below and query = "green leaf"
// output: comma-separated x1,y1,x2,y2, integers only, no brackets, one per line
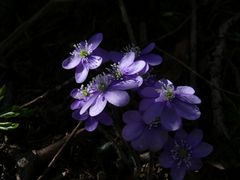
161,12,174,17
0,112,20,119
0,122,19,130
0,85,6,102
0,96,4,102
10,105,33,117
99,141,113,152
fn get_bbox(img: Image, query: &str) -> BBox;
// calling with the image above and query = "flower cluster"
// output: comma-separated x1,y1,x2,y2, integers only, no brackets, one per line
62,33,213,180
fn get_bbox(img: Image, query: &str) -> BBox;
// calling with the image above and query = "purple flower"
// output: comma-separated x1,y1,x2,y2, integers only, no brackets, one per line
138,43,163,73
70,85,91,110
122,110,168,152
109,43,162,74
140,79,201,131
62,33,104,83
79,73,141,117
72,110,112,132
159,129,213,180
109,52,146,80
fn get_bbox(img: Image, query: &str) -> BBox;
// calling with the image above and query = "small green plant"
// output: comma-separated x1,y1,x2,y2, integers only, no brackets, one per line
0,85,19,130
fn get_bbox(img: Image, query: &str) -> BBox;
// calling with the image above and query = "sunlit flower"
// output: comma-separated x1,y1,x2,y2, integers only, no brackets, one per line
109,43,162,74
79,74,136,117
62,33,105,83
109,52,146,80
140,79,201,131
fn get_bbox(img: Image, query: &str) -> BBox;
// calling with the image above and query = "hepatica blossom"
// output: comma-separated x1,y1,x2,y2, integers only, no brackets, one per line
138,43,163,73
109,52,146,81
79,72,142,117
159,129,213,180
79,74,126,117
62,33,213,179
122,110,168,152
70,85,91,110
140,79,201,131
72,52,145,117
109,43,162,74
62,33,104,83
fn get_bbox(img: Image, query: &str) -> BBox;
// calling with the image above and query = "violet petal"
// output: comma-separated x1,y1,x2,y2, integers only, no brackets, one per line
159,152,174,168
75,64,89,83
161,105,181,131
88,33,103,50
87,55,102,70
192,142,213,158
119,52,135,70
173,99,201,120
97,111,113,126
62,56,81,69
105,90,129,107
122,122,145,141
170,166,186,180
123,110,141,124
89,95,107,116
141,43,155,55
187,129,203,147
85,118,99,132
142,54,163,66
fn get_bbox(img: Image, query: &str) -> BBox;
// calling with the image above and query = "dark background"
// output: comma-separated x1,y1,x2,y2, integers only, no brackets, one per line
0,0,240,179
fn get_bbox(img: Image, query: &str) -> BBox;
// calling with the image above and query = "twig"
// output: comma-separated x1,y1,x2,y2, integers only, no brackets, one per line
0,0,75,56
146,152,153,180
34,125,85,161
139,21,147,44
210,14,240,138
20,77,74,108
118,0,136,44
229,60,240,94
155,47,240,97
15,123,85,180
154,15,191,42
51,169,70,180
37,121,84,180
190,0,197,88
0,1,53,55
